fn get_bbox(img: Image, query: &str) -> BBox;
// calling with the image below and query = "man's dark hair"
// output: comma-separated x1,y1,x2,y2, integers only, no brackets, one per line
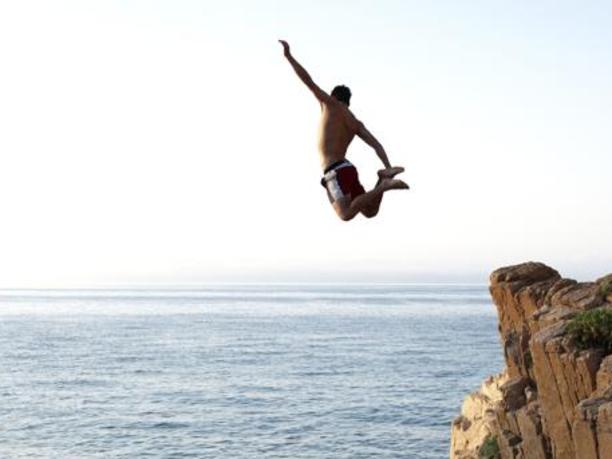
331,85,351,106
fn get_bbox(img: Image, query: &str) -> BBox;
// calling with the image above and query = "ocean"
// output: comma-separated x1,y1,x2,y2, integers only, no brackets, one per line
0,285,503,458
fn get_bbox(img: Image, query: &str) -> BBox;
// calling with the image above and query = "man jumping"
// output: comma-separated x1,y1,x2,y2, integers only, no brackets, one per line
279,40,408,221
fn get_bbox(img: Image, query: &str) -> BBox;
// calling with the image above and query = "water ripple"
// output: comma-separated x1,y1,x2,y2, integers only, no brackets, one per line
0,285,502,458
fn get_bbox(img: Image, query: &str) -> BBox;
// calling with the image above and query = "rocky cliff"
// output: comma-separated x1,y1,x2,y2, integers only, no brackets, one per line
450,262,612,459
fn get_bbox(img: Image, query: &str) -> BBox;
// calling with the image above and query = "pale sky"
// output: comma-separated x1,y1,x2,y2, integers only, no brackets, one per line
1,1,610,287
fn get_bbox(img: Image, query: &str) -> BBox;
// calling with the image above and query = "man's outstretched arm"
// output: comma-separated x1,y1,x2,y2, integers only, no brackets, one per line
356,122,392,169
279,40,330,104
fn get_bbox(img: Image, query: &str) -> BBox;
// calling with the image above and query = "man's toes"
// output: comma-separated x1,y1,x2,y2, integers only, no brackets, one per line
395,179,410,189
385,179,409,190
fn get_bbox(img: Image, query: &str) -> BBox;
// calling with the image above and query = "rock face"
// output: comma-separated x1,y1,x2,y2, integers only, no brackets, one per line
451,372,509,458
450,262,612,459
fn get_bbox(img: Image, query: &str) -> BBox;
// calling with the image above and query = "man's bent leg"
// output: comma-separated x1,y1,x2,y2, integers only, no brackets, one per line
357,187,384,219
359,177,385,218
332,190,383,221
360,170,407,218
351,179,408,219
332,198,359,221
331,179,408,221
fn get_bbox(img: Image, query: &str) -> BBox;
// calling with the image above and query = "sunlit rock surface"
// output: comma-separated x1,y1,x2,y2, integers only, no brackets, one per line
451,262,612,459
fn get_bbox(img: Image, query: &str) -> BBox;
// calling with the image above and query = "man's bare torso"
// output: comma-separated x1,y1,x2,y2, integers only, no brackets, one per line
317,99,359,169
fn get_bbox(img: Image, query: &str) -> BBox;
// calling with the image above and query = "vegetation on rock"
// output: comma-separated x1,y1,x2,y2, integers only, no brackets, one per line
479,436,500,459
566,308,612,352
601,278,612,296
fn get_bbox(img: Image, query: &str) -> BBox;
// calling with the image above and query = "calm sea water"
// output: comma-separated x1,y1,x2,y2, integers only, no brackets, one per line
0,285,503,459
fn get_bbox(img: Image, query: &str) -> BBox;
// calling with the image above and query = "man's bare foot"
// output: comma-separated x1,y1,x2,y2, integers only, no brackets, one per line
380,178,410,191
378,166,405,180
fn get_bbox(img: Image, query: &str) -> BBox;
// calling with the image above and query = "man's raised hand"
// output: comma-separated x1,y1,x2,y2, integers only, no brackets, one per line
278,40,290,57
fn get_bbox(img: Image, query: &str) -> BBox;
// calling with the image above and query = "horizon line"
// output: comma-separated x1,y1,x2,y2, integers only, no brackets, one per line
0,281,490,292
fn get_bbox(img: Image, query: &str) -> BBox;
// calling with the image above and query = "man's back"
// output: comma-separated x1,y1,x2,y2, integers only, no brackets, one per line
317,99,359,169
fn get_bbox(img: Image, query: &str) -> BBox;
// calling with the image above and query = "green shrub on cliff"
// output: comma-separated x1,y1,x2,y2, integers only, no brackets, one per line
479,436,500,459
566,308,612,351
601,279,612,296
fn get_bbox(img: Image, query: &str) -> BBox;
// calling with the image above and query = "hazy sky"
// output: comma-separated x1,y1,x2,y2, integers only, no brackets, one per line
1,1,610,286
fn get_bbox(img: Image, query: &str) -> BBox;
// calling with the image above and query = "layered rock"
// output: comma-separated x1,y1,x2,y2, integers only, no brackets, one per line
451,262,612,459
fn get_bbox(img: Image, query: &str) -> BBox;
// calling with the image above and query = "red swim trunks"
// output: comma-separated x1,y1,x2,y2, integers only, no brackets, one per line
321,160,366,203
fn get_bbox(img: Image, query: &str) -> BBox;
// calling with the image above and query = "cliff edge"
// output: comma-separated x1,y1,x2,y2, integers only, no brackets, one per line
450,262,612,459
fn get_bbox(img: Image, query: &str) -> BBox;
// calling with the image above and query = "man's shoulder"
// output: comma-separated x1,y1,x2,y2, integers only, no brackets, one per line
325,100,355,118
341,107,362,130
321,96,340,109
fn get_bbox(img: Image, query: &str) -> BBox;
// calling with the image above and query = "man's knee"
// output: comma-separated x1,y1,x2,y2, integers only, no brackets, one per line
361,207,379,219
361,206,378,218
333,202,356,221
336,208,356,221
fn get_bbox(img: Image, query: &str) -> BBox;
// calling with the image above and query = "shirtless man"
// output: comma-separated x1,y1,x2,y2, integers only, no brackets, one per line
279,40,408,221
